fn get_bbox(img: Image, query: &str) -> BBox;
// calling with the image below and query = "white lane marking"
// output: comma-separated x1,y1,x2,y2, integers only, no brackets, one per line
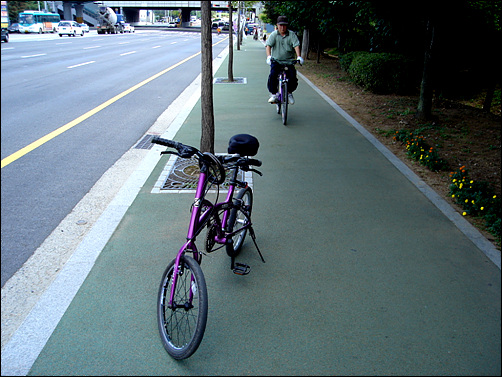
67,61,95,69
21,53,46,58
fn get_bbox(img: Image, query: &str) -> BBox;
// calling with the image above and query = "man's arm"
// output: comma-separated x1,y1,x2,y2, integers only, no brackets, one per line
295,46,301,58
266,45,272,57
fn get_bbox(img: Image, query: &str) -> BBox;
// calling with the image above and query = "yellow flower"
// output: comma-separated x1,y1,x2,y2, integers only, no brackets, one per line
465,199,468,203
463,212,467,216
470,180,474,184
481,207,484,211
452,195,455,198
494,195,497,199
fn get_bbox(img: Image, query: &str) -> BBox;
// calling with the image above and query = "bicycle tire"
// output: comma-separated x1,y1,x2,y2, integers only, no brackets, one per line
276,78,282,114
281,81,288,125
157,255,208,360
226,187,253,257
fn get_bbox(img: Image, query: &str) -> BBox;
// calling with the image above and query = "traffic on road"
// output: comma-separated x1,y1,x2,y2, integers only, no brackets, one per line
1,28,229,287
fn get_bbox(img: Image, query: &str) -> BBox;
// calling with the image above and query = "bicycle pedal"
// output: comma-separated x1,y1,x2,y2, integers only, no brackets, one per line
232,263,250,275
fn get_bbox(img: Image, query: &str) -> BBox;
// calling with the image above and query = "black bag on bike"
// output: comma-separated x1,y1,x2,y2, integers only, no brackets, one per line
228,134,259,156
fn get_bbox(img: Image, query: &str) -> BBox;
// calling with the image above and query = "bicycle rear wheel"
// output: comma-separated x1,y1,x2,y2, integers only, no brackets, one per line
281,81,288,125
157,254,208,360
226,187,253,257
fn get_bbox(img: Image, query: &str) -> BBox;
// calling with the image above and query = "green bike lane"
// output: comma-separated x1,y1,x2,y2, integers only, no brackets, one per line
18,39,501,375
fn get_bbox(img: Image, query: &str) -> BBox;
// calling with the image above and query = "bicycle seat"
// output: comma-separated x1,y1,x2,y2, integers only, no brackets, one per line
228,134,259,156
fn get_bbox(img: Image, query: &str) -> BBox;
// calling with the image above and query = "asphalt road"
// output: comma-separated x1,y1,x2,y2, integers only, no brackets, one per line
1,29,228,286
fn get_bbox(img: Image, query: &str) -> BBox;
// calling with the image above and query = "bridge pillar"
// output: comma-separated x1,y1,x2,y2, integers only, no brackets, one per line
74,3,84,24
63,2,72,21
181,8,191,27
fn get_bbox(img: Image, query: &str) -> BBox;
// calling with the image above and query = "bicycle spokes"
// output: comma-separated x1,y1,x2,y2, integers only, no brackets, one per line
158,256,207,360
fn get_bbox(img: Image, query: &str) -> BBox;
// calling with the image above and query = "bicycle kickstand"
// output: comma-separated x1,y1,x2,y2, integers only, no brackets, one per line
230,227,265,275
249,227,266,263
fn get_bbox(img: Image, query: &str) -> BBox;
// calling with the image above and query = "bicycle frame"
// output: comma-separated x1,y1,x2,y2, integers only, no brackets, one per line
272,59,298,125
168,163,252,307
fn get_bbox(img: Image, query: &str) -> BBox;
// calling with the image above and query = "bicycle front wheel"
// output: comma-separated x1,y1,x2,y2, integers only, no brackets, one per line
281,81,288,125
157,255,208,360
226,187,253,257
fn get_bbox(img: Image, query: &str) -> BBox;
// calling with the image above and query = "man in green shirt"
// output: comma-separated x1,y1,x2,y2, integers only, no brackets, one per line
265,16,304,104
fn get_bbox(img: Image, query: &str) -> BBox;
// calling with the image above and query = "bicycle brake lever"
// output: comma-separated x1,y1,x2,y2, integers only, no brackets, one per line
250,169,263,176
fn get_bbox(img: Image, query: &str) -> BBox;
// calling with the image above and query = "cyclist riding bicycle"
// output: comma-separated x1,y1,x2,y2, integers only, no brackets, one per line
265,16,304,105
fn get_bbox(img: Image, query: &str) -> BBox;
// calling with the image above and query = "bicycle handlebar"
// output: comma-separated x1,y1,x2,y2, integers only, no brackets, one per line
151,136,199,158
270,57,301,66
152,137,262,177
246,159,262,167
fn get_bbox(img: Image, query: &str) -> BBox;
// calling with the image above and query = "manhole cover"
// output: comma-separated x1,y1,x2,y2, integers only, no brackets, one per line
162,156,201,190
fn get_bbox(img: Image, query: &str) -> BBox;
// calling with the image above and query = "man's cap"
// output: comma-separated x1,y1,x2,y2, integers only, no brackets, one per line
277,16,289,25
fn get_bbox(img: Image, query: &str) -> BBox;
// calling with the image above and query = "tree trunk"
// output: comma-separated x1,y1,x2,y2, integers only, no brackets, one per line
228,1,234,82
483,83,495,113
200,1,214,153
416,18,435,121
237,1,241,51
316,36,321,64
301,28,309,60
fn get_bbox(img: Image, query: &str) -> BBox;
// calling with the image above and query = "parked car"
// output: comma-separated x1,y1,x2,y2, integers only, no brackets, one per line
123,23,134,33
8,23,20,33
58,21,84,37
167,21,177,28
78,23,89,33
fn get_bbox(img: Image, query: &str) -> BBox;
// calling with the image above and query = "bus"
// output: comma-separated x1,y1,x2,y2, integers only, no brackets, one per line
18,10,60,34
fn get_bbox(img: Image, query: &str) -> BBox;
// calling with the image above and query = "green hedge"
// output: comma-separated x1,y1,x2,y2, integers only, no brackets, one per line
339,51,418,94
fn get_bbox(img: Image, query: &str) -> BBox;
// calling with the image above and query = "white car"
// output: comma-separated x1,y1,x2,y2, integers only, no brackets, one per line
58,21,84,37
123,23,134,33
78,23,89,33
167,22,177,28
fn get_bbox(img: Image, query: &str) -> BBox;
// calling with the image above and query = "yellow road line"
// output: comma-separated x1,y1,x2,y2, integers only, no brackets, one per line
1,37,228,169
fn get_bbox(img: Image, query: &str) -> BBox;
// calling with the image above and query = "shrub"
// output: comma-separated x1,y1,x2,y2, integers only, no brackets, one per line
339,51,362,71
340,51,418,94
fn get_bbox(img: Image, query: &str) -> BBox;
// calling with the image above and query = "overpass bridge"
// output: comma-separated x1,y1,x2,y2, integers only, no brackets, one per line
101,1,232,26
58,1,254,27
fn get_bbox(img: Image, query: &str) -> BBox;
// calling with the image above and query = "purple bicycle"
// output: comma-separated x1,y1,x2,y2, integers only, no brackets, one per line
151,134,265,360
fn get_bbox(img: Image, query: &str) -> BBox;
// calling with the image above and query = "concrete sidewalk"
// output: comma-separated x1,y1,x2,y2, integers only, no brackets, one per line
3,38,500,376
